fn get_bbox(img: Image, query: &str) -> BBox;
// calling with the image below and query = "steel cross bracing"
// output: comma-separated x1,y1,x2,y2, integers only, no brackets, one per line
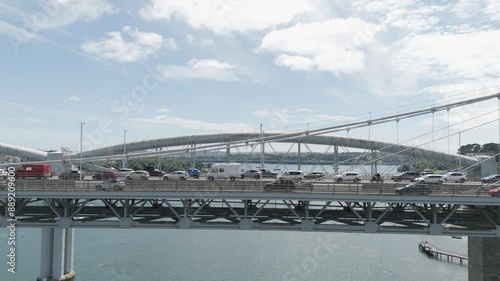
1,182,500,237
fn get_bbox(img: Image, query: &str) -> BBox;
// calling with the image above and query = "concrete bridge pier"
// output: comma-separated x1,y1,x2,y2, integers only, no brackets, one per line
469,237,500,281
37,227,75,281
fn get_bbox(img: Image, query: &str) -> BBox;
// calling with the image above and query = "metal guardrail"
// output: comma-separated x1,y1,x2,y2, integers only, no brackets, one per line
2,179,496,197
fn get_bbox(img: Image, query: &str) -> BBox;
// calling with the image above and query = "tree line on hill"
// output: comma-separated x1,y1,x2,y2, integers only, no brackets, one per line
458,142,499,161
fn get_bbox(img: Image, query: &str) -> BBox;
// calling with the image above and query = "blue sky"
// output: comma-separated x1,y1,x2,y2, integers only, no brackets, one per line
1,0,500,154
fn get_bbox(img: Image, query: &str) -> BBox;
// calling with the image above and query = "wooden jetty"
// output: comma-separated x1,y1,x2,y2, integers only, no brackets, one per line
418,241,468,265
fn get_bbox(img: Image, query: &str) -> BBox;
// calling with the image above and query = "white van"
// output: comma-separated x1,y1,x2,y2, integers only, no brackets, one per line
206,163,242,180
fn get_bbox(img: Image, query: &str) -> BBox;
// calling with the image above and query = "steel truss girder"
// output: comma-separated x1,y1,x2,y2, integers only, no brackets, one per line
1,195,500,237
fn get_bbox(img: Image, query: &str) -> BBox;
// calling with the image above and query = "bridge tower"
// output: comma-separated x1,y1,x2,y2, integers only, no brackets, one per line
37,227,75,281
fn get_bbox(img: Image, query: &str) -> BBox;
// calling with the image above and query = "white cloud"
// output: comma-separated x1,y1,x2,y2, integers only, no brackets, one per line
34,0,117,30
0,19,39,43
68,95,82,101
452,0,483,19
393,30,500,81
354,0,447,31
258,18,384,74
139,0,312,33
184,34,214,47
81,26,175,62
157,59,239,81
251,107,358,130
157,108,169,114
485,0,500,21
130,114,253,132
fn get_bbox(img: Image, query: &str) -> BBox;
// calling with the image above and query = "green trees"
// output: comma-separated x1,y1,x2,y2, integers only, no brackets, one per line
458,142,499,161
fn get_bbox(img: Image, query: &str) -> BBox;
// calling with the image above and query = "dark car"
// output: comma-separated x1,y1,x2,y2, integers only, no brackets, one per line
92,171,117,180
186,168,200,179
305,172,325,180
258,168,278,178
395,183,431,195
481,174,500,184
264,179,313,192
59,170,82,180
143,167,166,177
264,179,296,192
241,169,261,179
391,171,421,182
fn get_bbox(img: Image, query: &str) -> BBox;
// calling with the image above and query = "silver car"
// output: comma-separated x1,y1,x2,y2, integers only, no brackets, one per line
414,174,444,184
95,179,125,191
163,171,189,180
125,170,150,180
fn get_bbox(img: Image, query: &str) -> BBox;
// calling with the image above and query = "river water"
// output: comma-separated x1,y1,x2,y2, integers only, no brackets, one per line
0,228,468,281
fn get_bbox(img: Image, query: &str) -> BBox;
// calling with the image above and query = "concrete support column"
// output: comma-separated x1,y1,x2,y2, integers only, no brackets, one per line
226,144,230,163
468,237,500,281
334,144,339,175
37,228,75,281
52,228,65,280
39,228,53,279
64,228,74,274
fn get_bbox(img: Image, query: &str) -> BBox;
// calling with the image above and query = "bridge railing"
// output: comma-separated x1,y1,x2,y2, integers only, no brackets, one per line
4,179,495,197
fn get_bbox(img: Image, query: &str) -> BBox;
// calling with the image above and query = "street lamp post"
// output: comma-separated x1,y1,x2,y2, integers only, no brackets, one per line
79,122,85,181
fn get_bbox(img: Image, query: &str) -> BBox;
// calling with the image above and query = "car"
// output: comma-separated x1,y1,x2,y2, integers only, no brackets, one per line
0,169,8,178
278,171,304,182
92,171,117,180
443,172,467,183
59,170,82,180
241,169,262,179
305,172,325,180
488,187,500,196
333,172,361,183
421,169,434,175
115,168,134,177
263,179,313,192
395,183,432,195
414,174,444,184
481,174,500,184
163,171,189,180
125,170,150,180
186,168,201,179
258,168,278,178
391,171,421,182
95,179,125,191
143,166,166,177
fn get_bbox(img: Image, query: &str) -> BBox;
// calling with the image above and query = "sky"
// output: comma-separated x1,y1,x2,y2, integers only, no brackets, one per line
1,0,500,155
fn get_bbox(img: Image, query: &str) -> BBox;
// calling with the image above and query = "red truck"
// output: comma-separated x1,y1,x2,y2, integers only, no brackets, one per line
15,164,52,179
